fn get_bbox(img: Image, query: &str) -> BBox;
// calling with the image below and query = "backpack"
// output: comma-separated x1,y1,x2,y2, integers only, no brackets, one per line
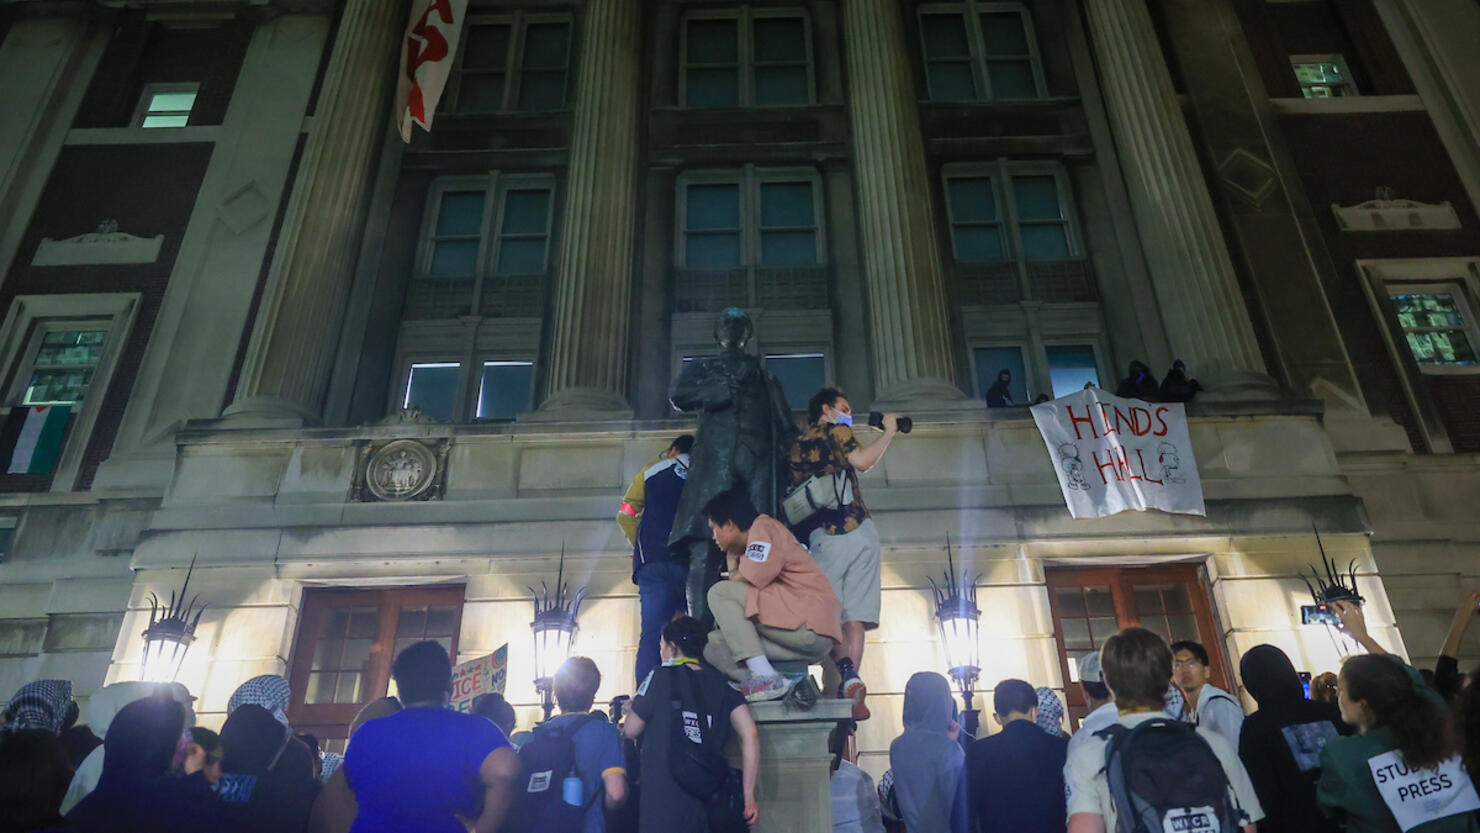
503,714,600,833
666,667,747,833
1098,717,1243,833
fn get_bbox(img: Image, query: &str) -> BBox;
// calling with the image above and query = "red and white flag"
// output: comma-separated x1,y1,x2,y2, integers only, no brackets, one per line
395,0,470,142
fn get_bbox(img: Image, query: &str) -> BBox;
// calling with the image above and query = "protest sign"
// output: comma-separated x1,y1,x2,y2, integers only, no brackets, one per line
450,643,508,713
1029,388,1205,519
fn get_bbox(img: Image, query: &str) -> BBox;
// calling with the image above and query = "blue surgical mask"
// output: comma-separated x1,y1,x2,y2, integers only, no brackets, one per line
834,412,853,427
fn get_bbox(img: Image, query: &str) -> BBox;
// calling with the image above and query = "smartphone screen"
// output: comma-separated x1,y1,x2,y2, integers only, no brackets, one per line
1299,672,1312,700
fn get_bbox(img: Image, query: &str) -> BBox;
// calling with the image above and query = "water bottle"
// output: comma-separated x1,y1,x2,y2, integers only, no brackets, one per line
562,774,583,806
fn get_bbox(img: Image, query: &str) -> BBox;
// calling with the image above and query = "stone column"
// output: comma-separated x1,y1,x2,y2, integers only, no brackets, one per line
224,0,404,424
841,0,965,406
743,699,851,833
1083,0,1275,396
535,0,640,416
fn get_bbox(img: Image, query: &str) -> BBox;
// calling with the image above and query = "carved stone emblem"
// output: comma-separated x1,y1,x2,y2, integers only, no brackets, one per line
352,437,450,502
1332,187,1461,231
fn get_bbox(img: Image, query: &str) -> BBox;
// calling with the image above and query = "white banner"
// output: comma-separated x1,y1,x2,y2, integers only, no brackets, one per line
1029,388,1205,519
395,0,470,142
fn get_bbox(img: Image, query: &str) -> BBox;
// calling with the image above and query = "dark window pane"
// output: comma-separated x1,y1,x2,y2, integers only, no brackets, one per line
1055,588,1087,618
973,346,1027,403
1061,618,1092,651
429,240,479,276
464,24,511,69
952,227,1005,262
760,182,815,227
980,12,1030,55
306,672,336,704
927,63,977,101
686,233,743,268
311,639,341,671
327,610,350,637
1133,586,1165,617
495,239,547,274
436,192,486,236
426,606,457,636
686,184,741,230
687,18,738,63
764,354,824,412
517,70,566,110
753,18,805,63
755,67,808,106
687,68,740,107
523,22,570,67
1168,614,1199,643
947,178,997,222
405,364,461,421
1163,585,1192,614
457,75,505,111
1088,617,1119,645
1020,225,1070,258
500,189,550,235
1013,176,1063,220
340,639,372,671
347,609,380,639
921,14,971,58
1085,587,1115,617
988,60,1037,98
478,362,534,420
760,231,818,265
396,607,427,637
1047,345,1098,397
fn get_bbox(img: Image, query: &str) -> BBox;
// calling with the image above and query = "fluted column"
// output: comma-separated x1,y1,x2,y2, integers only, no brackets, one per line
535,0,640,415
224,0,404,424
842,0,965,405
1083,0,1274,396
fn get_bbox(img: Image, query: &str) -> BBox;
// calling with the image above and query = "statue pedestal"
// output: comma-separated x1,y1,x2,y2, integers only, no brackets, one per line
737,699,853,833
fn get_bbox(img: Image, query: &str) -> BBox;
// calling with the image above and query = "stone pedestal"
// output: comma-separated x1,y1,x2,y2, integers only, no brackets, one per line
534,0,640,417
841,0,966,407
739,699,852,833
224,0,404,425
1083,0,1277,398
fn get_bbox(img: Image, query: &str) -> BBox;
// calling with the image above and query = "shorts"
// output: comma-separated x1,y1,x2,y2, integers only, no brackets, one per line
808,518,882,629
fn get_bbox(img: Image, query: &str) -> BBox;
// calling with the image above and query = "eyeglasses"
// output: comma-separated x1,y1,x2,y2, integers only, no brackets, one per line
1172,658,1204,669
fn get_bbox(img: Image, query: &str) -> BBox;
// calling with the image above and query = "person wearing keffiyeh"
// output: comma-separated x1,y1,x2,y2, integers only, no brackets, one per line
1034,686,1067,738
4,679,73,734
227,674,292,725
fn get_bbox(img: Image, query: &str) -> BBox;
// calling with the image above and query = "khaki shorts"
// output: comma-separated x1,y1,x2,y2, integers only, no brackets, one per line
808,518,882,629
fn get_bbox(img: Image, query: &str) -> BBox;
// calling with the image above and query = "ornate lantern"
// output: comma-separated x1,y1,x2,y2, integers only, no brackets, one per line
929,537,982,738
140,558,205,683
530,547,586,722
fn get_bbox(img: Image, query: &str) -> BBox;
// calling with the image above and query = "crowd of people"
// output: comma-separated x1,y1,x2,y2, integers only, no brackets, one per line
983,359,1203,408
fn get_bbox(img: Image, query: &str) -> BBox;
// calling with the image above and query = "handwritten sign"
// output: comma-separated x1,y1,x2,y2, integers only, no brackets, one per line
1030,388,1205,519
450,643,508,713
1369,750,1480,832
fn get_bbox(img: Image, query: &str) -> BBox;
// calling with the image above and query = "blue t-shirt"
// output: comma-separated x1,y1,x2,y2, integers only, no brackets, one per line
344,706,509,833
542,712,627,833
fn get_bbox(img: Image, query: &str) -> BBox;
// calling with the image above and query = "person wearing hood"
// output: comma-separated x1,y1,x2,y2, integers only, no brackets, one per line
4,679,73,735
0,722,73,833
218,703,320,833
66,694,225,833
1237,645,1350,833
1114,360,1158,400
889,672,969,833
1158,359,1203,403
61,680,195,814
985,370,1014,407
226,674,318,786
1034,687,1067,738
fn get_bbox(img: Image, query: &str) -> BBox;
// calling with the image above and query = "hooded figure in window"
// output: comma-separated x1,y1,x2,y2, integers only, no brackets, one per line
1114,360,1159,401
668,308,799,624
1158,359,1203,403
984,370,1014,407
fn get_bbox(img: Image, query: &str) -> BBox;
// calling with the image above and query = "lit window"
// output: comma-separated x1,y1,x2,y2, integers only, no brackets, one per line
453,17,571,113
764,353,825,411
476,361,534,420
1045,345,1099,397
403,362,462,421
920,3,1042,102
23,329,107,406
683,11,811,108
944,165,1076,262
1388,285,1480,371
1292,55,1356,98
973,345,1028,402
138,84,199,128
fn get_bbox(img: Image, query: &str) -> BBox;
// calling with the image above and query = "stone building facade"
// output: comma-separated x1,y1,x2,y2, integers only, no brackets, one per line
0,0,1477,776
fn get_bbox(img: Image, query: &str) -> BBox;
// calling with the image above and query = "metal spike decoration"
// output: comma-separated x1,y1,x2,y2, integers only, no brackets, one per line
145,554,206,634
1303,525,1363,605
139,554,205,682
928,534,982,616
529,544,587,623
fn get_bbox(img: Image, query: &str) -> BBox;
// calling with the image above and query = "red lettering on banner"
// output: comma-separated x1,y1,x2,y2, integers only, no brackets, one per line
1067,405,1098,440
1130,407,1150,436
1135,448,1163,484
1092,449,1121,483
1096,402,1115,436
1153,406,1170,437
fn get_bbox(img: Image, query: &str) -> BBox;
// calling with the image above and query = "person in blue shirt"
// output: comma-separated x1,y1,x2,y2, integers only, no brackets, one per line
965,678,1068,833
616,434,695,687
322,640,520,833
545,656,628,833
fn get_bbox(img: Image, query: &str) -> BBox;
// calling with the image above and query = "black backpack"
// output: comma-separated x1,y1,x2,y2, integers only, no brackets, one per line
1098,717,1243,833
503,714,600,833
667,667,747,833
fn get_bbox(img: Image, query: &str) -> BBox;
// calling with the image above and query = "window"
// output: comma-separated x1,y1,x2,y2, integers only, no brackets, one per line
1388,284,1480,372
451,16,572,113
919,3,1043,102
678,169,823,268
764,353,826,411
476,361,534,419
1045,344,1100,397
21,329,107,406
288,586,464,751
682,10,812,108
399,357,534,423
135,83,199,128
1292,55,1356,98
1046,565,1226,727
971,339,1105,403
403,362,462,421
973,346,1028,403
943,164,1076,263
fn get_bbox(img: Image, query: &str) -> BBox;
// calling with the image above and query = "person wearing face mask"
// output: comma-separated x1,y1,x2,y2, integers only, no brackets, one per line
788,386,899,721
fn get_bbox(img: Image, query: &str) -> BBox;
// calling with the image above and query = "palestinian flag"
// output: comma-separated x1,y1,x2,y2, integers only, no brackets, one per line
0,405,72,475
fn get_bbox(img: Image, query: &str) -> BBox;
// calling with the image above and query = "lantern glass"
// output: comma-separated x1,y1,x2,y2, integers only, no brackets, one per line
532,620,577,683
937,609,980,683
140,626,193,683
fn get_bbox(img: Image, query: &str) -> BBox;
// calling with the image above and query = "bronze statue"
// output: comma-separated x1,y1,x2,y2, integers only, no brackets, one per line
668,308,798,621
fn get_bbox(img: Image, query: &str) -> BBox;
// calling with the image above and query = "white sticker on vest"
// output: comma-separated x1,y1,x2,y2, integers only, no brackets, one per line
1162,806,1219,833
683,710,703,744
528,770,553,792
1369,750,1480,832
745,542,771,563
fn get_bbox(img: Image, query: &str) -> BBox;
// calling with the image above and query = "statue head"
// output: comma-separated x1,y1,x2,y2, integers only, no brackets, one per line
714,308,754,350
